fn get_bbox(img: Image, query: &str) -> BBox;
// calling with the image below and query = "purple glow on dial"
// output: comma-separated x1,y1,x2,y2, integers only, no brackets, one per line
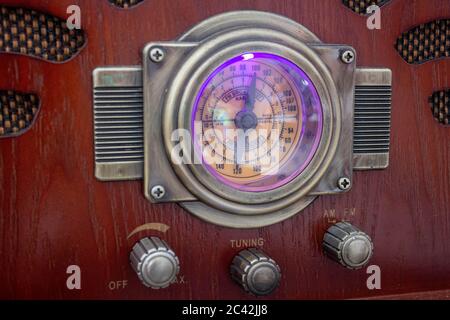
191,52,323,192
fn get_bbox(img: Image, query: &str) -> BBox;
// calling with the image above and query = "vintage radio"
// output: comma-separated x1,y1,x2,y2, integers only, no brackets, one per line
0,0,449,301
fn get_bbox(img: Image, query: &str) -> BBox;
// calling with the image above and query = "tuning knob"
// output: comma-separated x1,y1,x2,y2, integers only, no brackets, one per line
323,222,373,269
230,248,281,296
130,237,180,289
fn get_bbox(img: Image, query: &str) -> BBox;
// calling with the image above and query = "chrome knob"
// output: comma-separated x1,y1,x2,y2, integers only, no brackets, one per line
130,237,180,289
230,248,281,296
323,221,373,269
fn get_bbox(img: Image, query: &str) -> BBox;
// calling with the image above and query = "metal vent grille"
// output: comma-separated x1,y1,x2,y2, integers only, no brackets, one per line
0,90,39,137
0,6,85,63
94,87,144,163
396,19,450,64
354,85,392,154
93,67,144,181
109,0,144,8
342,0,390,15
429,89,450,125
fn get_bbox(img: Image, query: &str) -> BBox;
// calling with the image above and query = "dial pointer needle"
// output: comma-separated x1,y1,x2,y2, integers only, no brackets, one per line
245,73,257,112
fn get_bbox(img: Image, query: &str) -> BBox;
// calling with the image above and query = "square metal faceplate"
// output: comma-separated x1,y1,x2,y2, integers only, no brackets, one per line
142,42,356,202
144,42,199,203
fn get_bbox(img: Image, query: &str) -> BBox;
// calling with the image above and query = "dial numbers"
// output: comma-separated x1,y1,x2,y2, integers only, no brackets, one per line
192,53,323,192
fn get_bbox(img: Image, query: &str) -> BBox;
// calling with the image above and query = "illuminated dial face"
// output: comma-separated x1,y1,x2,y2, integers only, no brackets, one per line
192,53,323,192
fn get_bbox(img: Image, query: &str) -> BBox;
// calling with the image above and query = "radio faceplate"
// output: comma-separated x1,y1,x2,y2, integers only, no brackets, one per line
92,11,392,228
2,0,449,301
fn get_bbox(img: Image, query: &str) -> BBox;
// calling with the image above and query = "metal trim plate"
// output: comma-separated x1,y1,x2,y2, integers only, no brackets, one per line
93,66,144,181
353,68,392,170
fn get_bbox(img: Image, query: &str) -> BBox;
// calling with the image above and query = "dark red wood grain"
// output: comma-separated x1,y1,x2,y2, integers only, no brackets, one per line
0,0,449,299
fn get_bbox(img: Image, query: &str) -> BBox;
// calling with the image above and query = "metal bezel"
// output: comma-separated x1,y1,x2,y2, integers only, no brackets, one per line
178,10,321,44
180,198,317,229
162,31,341,215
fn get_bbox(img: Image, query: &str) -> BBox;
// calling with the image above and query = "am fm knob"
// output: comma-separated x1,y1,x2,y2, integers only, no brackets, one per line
323,222,373,269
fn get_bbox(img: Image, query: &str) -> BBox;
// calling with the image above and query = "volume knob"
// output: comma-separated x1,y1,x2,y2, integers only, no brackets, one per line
130,237,180,289
230,248,281,296
323,222,373,269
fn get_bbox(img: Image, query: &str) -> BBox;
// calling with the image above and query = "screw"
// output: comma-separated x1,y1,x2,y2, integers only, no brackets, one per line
151,185,166,199
340,50,355,64
149,47,165,63
338,177,351,191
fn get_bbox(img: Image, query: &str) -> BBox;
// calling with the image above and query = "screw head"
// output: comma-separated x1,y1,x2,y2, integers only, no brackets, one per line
337,177,351,190
151,185,166,199
341,50,355,64
149,47,165,63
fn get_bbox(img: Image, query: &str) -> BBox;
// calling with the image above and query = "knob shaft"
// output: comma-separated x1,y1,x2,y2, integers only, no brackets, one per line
130,237,180,289
323,222,373,269
230,248,281,296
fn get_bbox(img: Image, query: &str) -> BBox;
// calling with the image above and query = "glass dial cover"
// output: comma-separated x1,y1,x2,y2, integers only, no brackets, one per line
192,52,323,192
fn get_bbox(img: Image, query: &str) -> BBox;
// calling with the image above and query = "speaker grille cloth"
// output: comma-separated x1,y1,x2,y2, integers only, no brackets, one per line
429,90,450,125
0,90,39,137
342,0,390,15
0,6,85,62
396,19,450,64
109,0,144,8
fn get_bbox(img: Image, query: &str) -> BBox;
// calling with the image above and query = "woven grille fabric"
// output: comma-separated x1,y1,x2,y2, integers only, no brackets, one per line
396,19,450,64
342,0,390,15
109,0,144,8
429,90,450,125
0,6,85,63
0,90,39,137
